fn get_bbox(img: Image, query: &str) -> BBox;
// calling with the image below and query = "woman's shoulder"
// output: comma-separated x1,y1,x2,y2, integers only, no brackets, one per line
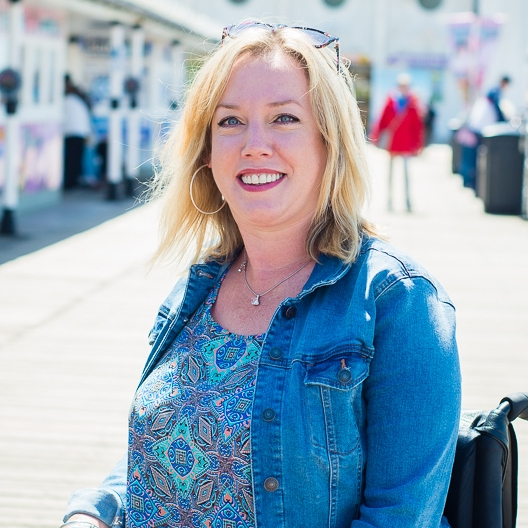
360,236,426,273
356,236,453,305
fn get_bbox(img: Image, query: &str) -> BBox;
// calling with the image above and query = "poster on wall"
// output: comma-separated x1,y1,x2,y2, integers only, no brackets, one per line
0,2,64,202
447,12,504,105
24,4,64,37
19,123,62,193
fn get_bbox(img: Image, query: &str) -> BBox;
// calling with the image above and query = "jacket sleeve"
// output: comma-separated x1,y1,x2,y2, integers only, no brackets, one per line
352,275,461,527
63,454,127,527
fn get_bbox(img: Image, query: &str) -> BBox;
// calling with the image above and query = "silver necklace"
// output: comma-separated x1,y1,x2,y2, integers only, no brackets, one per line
237,250,312,306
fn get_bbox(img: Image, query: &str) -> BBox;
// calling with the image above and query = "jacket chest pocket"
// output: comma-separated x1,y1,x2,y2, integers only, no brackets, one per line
304,351,370,456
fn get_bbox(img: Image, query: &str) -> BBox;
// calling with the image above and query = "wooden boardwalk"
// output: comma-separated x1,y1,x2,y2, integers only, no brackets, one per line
0,144,526,527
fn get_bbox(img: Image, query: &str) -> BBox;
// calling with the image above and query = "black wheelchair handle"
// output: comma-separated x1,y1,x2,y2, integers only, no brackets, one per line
500,392,528,422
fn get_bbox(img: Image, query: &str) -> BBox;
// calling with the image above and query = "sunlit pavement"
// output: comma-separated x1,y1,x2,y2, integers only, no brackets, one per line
0,143,527,527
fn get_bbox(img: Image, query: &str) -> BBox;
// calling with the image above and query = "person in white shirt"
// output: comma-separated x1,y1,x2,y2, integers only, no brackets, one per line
63,75,92,190
458,75,513,190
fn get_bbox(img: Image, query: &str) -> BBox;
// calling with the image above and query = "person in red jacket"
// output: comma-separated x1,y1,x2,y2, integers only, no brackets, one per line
372,73,424,212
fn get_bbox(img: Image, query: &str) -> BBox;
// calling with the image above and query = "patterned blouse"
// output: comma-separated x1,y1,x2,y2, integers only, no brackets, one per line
126,272,264,528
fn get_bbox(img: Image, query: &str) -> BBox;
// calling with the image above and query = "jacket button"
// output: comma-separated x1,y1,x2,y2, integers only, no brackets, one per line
269,347,283,360
284,306,297,319
338,368,352,384
264,477,279,492
262,408,276,422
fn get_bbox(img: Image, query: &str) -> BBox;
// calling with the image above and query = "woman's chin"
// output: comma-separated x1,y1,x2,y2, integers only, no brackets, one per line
234,206,314,234
233,206,286,228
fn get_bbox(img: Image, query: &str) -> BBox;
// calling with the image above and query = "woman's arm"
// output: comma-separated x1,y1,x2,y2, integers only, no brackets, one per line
63,454,127,528
354,276,461,527
62,514,110,528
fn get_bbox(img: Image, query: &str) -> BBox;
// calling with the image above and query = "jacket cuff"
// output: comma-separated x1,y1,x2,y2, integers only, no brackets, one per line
63,487,124,527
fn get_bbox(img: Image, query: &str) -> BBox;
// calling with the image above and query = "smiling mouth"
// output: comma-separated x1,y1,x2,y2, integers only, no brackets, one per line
240,173,285,185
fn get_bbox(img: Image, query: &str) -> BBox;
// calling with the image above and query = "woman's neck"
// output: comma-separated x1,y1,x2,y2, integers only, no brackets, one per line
238,229,312,276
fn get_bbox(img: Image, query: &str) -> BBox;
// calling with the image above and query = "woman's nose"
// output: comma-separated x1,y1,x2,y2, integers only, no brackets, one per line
241,123,273,158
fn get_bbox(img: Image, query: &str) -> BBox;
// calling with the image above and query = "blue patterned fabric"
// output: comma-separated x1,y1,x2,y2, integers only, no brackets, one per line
127,273,263,527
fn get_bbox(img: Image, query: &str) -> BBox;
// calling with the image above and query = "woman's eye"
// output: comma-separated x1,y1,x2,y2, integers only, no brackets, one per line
218,116,241,127
275,114,299,124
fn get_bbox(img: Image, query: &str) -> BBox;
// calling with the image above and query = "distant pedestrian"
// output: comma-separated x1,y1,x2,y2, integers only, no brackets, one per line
486,75,511,123
63,74,92,190
95,138,108,186
372,73,424,212
458,75,512,189
467,75,512,134
424,97,437,146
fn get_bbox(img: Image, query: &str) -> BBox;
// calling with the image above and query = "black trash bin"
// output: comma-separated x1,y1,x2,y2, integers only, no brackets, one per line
477,123,524,215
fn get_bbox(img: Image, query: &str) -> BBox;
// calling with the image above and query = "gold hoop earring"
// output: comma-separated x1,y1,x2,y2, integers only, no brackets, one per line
189,165,226,215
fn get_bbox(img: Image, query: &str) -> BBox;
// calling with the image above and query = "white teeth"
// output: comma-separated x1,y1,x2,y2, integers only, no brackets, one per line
241,173,284,185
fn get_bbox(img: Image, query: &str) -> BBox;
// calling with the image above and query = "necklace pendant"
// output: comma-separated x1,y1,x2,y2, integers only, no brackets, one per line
251,295,260,306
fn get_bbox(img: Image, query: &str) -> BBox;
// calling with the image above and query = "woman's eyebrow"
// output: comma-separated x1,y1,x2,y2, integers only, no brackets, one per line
268,99,303,108
216,103,240,110
216,99,303,111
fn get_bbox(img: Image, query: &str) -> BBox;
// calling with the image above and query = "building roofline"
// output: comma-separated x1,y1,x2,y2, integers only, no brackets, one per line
91,0,222,40
40,0,222,43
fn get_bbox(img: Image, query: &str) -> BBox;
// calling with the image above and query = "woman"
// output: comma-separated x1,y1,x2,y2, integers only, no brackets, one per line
62,21,460,528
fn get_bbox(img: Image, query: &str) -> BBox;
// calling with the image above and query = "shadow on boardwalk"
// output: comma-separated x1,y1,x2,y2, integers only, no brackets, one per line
0,184,146,266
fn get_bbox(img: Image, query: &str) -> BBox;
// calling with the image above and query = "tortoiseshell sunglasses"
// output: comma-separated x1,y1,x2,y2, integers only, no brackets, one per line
221,21,341,73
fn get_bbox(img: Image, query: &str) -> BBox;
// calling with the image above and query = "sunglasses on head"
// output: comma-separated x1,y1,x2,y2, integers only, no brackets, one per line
221,21,341,73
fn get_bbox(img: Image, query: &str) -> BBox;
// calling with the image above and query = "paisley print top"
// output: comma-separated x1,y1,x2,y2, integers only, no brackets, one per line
126,273,264,528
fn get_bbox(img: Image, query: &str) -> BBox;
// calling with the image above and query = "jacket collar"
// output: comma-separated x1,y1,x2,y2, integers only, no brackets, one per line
188,235,372,297
188,248,356,298
302,252,350,295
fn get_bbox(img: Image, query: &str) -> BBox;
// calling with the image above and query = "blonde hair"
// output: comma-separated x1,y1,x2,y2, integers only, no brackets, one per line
149,23,378,267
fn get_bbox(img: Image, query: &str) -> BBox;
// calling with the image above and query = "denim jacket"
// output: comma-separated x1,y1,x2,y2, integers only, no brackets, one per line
65,236,461,528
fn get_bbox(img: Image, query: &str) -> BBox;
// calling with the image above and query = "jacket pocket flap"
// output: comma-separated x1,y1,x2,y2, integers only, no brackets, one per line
305,351,370,391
